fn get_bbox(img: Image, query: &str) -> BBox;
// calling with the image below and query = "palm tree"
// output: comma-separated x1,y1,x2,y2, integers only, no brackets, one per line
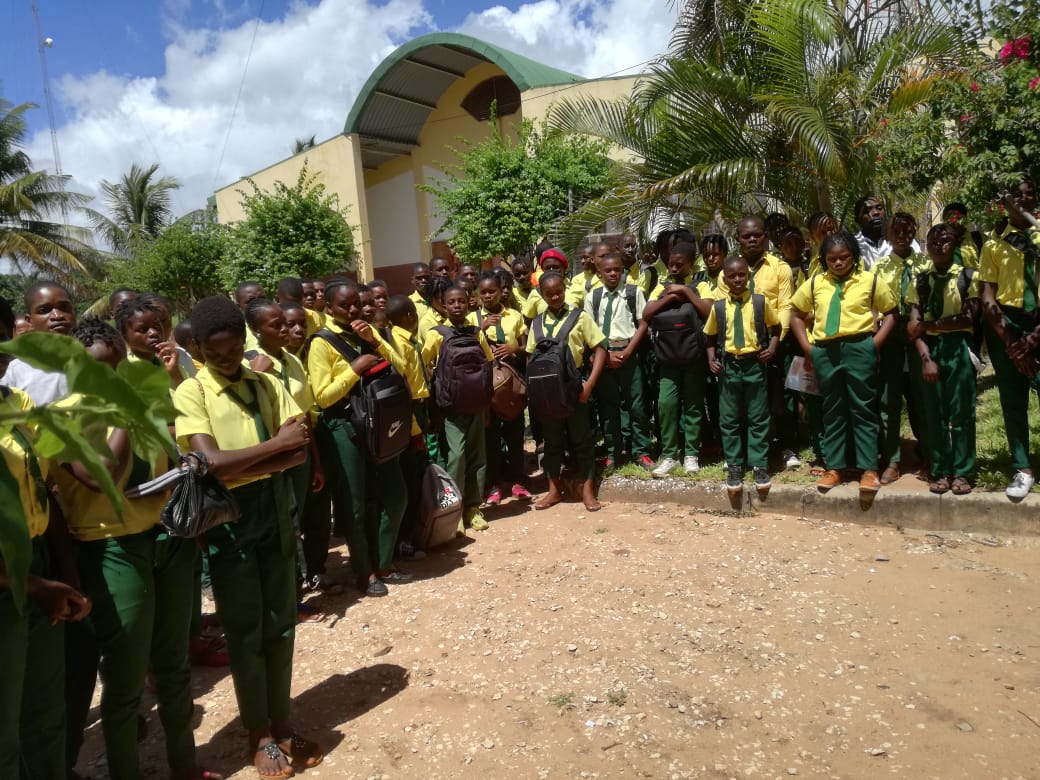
0,98,92,278
548,0,964,242
84,162,181,257
293,135,316,154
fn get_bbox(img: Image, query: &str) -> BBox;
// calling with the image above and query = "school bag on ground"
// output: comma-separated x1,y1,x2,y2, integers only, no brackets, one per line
526,308,583,421
312,329,412,464
432,325,493,415
648,285,706,366
412,462,463,549
490,360,527,421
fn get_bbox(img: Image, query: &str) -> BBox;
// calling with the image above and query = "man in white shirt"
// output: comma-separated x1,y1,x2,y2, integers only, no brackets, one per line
5,281,75,405
854,195,920,270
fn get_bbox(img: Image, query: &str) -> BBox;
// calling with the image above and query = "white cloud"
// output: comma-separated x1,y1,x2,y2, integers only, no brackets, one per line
25,0,673,222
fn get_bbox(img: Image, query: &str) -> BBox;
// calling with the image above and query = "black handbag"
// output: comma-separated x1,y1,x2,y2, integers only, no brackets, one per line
160,451,240,537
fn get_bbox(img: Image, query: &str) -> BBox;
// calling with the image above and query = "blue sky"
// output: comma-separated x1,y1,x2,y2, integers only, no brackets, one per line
2,0,673,217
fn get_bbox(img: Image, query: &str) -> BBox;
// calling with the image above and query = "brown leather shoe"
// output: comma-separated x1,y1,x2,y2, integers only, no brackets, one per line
817,469,842,491
860,470,881,492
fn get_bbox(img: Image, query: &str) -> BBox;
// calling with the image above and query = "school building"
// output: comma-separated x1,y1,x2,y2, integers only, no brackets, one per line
211,32,638,291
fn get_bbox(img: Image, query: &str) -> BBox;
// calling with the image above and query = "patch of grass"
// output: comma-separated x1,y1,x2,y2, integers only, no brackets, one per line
607,688,628,707
548,691,576,709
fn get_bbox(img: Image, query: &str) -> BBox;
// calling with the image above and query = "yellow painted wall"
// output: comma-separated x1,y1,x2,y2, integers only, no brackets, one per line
212,134,373,279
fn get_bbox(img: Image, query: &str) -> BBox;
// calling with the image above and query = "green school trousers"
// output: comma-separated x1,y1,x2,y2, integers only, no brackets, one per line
485,409,525,486
718,355,770,468
541,401,596,482
985,322,1040,471
812,333,879,472
657,362,707,460
78,528,198,778
208,478,296,731
0,536,65,780
445,411,487,510
594,356,651,459
908,332,976,478
320,414,406,576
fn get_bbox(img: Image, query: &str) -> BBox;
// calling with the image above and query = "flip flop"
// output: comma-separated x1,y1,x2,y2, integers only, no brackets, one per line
276,734,324,769
951,476,972,495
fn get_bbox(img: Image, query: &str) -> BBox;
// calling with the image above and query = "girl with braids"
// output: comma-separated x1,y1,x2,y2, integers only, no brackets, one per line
114,296,185,387
173,296,319,779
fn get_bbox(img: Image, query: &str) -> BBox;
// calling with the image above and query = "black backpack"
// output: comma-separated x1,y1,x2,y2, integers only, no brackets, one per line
431,325,493,415
913,267,976,320
312,329,412,464
711,295,769,352
526,309,583,421
648,285,706,366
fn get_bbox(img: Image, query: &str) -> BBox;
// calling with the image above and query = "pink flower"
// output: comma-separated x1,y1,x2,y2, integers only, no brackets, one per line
880,118,888,126
1031,76,1040,90
971,82,979,91
1014,36,1031,58
1001,41,1014,62
959,113,972,122
999,36,1031,64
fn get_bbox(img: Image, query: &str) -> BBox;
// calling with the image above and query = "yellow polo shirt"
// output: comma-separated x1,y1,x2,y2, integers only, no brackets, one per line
525,304,606,367
252,345,315,421
696,271,722,300
467,306,526,348
977,226,1040,309
567,271,601,308
716,254,793,337
409,290,430,322
521,287,548,319
0,386,49,538
649,272,696,301
904,263,976,335
955,240,979,270
584,283,647,343
417,308,447,339
306,320,404,410
387,325,430,401
304,308,324,339
421,323,495,373
174,365,303,489
703,291,779,355
874,251,928,313
791,269,898,342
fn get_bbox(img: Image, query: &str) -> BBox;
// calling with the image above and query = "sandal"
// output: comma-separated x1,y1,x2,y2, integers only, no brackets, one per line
254,741,293,779
929,476,950,494
880,464,900,485
951,476,972,495
276,733,324,769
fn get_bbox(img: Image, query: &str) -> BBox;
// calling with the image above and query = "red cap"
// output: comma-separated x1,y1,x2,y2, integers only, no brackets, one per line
538,248,567,268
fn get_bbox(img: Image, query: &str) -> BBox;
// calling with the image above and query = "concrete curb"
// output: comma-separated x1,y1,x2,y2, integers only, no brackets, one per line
600,476,1040,537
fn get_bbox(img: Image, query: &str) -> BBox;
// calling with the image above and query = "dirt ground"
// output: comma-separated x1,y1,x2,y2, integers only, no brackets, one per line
75,497,1040,780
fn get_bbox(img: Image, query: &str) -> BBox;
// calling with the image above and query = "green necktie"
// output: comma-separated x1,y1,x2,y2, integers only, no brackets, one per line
486,310,505,344
602,292,617,338
731,297,745,348
927,272,950,322
823,277,845,338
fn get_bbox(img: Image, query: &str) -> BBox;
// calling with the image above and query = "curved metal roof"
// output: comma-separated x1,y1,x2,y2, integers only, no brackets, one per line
345,32,583,170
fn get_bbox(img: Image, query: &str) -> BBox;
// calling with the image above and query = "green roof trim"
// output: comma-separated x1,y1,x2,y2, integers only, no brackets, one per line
344,32,584,134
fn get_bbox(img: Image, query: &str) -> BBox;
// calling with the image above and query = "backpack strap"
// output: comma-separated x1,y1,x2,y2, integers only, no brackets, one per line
958,267,975,301
532,314,545,342
645,264,659,293
556,308,584,344
751,293,768,349
623,284,638,324
915,270,931,313
713,298,727,349
591,287,604,320
314,328,361,363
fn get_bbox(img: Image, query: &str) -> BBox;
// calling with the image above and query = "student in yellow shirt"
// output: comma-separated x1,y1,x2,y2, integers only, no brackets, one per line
872,212,928,483
705,256,780,498
906,223,980,495
173,296,317,779
277,277,323,338
244,299,337,596
114,297,186,387
790,232,899,495
0,298,91,780
567,243,599,308
423,285,495,530
522,249,570,320
978,179,1040,500
58,318,219,780
307,280,412,593
470,271,530,504
510,256,535,313
408,262,432,322
527,271,607,511
418,276,451,339
281,301,309,356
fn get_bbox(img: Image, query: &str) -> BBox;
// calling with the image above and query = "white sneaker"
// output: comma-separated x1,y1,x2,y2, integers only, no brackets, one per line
783,449,802,469
1006,470,1035,500
652,457,678,478
683,455,700,474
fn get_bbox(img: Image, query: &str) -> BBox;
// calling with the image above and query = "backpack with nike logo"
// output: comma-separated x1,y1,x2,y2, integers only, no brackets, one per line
312,329,412,463
526,308,583,420
432,325,493,415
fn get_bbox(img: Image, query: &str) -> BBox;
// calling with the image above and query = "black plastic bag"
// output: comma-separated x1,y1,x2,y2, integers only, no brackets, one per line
160,452,240,537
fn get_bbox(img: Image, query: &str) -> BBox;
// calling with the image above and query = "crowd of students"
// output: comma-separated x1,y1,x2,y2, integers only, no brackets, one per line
2,179,1039,779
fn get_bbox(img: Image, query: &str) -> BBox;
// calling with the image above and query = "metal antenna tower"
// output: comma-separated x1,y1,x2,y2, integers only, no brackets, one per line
31,0,62,177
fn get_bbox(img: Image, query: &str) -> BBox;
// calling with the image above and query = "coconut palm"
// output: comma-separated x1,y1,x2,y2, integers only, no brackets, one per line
293,135,316,154
0,98,93,278
84,162,181,257
548,0,965,242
